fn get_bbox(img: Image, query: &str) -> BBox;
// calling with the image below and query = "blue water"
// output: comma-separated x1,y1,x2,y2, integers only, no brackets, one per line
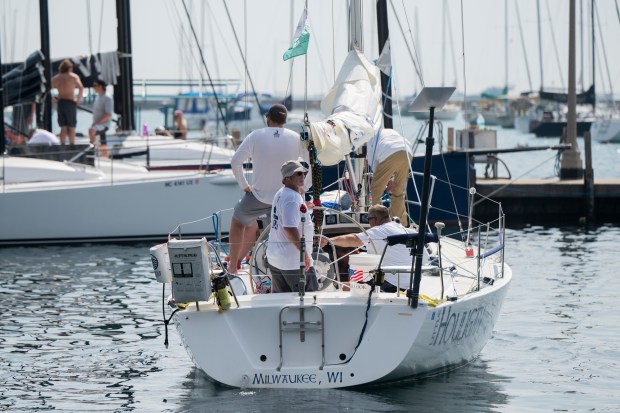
1,224,619,412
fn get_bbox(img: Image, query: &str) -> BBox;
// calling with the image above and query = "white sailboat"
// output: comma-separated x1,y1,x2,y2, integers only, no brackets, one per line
150,2,511,389
0,155,242,245
100,133,238,171
590,118,620,143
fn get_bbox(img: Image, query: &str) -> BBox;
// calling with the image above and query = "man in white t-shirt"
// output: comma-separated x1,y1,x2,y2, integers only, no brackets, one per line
27,128,60,145
367,129,413,225
227,104,310,274
266,160,318,293
319,205,428,292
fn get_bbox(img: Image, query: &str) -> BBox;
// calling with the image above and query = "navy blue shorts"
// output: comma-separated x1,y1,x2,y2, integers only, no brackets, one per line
57,99,77,128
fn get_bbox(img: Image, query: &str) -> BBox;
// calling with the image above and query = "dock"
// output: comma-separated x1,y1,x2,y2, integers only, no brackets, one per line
474,178,620,225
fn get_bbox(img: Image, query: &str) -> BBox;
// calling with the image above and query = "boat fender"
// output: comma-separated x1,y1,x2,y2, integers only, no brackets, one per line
150,242,172,283
213,275,231,311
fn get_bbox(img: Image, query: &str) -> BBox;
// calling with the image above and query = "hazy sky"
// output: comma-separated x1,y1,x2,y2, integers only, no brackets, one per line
2,0,619,100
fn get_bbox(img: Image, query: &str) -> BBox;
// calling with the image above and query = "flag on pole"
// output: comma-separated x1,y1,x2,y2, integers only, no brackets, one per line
283,9,310,61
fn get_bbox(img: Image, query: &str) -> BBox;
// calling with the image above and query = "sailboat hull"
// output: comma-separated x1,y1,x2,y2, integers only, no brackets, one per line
0,170,240,245
590,119,620,143
173,266,511,389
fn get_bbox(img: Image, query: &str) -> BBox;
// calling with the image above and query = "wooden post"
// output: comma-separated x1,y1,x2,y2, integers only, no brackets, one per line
583,130,595,223
447,128,454,152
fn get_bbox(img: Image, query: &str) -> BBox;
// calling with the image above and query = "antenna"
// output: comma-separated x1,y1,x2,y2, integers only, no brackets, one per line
407,86,455,309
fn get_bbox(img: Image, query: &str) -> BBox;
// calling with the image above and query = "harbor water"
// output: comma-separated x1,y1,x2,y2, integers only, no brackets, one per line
1,225,619,412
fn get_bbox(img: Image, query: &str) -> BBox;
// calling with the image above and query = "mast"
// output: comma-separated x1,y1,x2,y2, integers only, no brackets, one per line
376,0,393,128
115,0,135,131
348,0,363,52
560,0,583,180
537,0,544,90
40,0,52,132
505,0,508,91
591,0,596,113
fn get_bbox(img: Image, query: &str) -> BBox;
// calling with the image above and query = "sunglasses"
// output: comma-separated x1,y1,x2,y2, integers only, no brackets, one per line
293,171,308,177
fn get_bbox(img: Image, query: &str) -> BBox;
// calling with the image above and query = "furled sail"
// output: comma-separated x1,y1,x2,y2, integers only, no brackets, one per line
1,51,46,107
2,51,121,108
539,84,595,106
309,49,382,166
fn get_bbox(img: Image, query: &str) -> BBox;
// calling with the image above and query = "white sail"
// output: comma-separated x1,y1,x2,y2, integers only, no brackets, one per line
309,49,383,166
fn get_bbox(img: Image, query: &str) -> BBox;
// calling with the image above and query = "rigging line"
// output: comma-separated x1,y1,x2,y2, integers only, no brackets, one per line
205,2,221,80
307,14,332,94
174,1,212,88
97,0,104,53
459,0,467,106
513,4,533,92
391,0,424,87
304,0,308,115
438,148,466,238
222,0,266,128
19,1,32,66
331,0,336,84
169,1,204,85
244,0,248,129
544,0,566,89
445,3,459,88
180,0,230,134
474,152,561,205
594,1,615,110
86,0,93,55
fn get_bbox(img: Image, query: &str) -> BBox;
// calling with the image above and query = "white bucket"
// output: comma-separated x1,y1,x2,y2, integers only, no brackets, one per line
150,242,172,283
348,253,381,296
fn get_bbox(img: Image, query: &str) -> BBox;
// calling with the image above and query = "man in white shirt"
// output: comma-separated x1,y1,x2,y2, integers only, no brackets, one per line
320,205,428,292
27,128,60,145
266,160,318,293
227,104,310,274
367,129,413,225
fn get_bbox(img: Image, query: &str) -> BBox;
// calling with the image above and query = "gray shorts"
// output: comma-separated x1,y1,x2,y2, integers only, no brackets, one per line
268,265,319,293
232,191,271,226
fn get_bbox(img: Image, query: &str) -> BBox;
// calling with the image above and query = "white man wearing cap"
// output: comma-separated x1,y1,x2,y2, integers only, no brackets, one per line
227,103,310,274
266,160,319,293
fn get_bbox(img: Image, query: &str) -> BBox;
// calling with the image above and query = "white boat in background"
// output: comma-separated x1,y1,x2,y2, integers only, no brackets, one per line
103,134,237,171
0,156,243,245
590,118,620,143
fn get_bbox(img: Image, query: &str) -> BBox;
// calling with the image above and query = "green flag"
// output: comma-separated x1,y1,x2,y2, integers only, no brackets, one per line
283,10,310,61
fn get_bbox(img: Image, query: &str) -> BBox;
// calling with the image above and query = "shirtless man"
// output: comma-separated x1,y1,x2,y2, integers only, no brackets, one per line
51,59,83,144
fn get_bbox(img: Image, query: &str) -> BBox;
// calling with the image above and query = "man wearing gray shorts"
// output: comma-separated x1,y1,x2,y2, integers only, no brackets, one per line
233,192,271,228
228,104,310,274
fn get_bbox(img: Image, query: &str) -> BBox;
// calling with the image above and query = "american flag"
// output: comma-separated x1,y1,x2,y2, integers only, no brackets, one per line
349,268,365,283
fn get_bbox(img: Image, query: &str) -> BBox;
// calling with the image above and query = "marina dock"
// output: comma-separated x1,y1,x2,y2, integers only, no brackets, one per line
474,178,620,225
